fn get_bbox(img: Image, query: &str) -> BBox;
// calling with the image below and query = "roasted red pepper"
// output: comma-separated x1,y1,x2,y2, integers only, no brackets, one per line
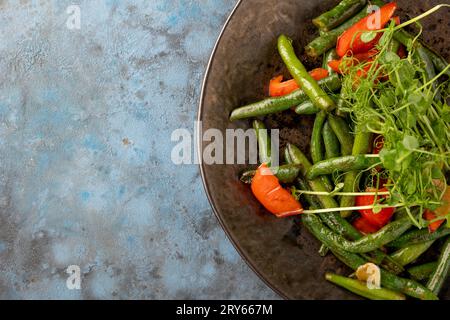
251,164,303,218
397,45,407,59
373,135,384,154
424,186,450,233
269,68,329,97
328,50,378,74
355,188,394,229
353,216,380,234
392,16,401,26
336,2,398,57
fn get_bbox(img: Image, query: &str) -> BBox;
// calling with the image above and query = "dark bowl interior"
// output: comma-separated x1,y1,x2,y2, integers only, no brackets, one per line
199,0,450,299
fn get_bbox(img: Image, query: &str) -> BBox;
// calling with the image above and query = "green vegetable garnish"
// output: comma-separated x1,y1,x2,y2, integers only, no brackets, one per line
338,13,450,228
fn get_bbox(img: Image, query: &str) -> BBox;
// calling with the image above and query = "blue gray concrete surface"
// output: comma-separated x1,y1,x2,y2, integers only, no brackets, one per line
0,0,279,299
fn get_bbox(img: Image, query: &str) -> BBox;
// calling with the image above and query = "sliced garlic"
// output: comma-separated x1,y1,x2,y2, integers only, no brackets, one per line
356,262,381,289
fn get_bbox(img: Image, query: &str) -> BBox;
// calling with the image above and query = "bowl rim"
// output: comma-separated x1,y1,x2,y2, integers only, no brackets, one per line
196,0,286,299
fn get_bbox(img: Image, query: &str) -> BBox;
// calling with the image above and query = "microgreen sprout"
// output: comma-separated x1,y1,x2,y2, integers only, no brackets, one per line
337,5,450,228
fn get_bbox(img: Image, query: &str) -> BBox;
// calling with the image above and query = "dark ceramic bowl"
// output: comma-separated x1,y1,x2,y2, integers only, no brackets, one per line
198,0,450,299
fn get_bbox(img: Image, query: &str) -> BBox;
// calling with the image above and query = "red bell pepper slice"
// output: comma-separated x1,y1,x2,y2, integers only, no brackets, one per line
251,163,303,218
269,68,329,97
373,135,384,154
355,188,394,229
392,16,401,26
397,45,407,59
424,210,444,233
328,50,378,74
424,186,450,233
353,217,380,234
336,2,398,57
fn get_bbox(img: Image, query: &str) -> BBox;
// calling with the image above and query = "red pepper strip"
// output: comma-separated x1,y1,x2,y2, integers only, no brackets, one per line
393,16,400,25
397,45,407,59
251,163,303,218
355,188,395,229
353,217,380,234
424,210,444,233
372,135,384,154
355,59,375,78
336,2,398,57
269,68,329,97
328,50,378,74
424,186,450,233
327,60,341,74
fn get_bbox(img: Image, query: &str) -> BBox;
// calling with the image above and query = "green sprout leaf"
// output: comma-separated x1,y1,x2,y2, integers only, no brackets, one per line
361,31,377,43
402,135,419,150
382,51,400,64
380,149,401,172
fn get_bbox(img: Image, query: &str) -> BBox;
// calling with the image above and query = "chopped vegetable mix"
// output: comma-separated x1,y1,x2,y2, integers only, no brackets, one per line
232,1,450,300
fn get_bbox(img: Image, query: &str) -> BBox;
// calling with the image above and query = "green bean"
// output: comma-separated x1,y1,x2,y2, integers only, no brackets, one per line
296,176,331,257
331,247,437,299
394,207,409,220
319,244,329,257
303,213,413,253
392,28,413,47
295,176,323,211
408,262,438,281
349,127,372,166
327,114,354,156
305,0,385,57
296,172,403,274
303,215,438,300
252,120,271,165
284,147,293,164
287,144,360,239
394,29,449,81
323,121,341,160
394,29,450,78
425,47,450,78
414,45,441,100
390,240,435,267
229,74,341,121
311,111,327,164
377,269,437,300
295,92,341,115
340,125,372,218
294,101,320,115
239,164,302,184
327,114,356,217
427,237,450,295
335,95,350,118
313,0,366,31
379,255,405,275
306,155,380,180
340,173,359,218
311,111,334,191
323,49,340,74
306,32,342,59
270,165,302,183
388,39,401,55
388,226,450,249
278,35,336,111
325,273,406,300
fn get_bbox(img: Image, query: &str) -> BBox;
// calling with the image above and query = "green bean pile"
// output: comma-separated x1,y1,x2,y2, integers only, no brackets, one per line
232,0,450,300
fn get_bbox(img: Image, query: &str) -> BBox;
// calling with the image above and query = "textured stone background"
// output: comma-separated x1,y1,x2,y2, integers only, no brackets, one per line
0,0,278,299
